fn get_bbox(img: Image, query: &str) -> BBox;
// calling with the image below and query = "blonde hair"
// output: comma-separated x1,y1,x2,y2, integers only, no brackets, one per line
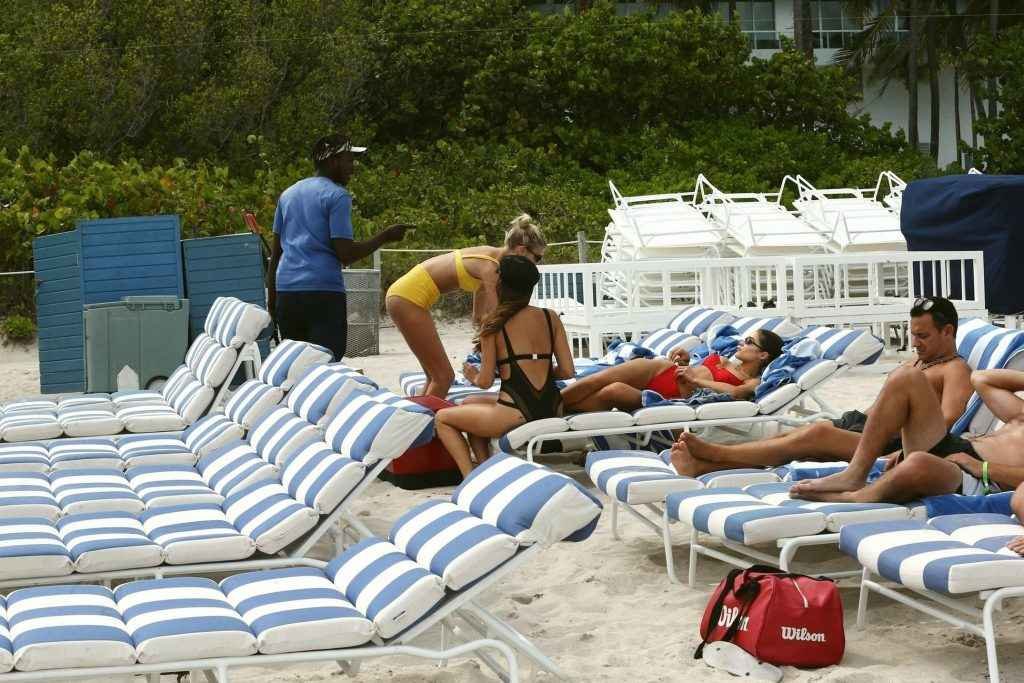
504,213,546,252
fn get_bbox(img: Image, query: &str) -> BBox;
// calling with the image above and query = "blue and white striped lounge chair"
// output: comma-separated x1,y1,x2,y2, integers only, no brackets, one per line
0,366,434,588
502,322,882,460
0,455,602,682
0,298,272,442
841,512,1024,682
952,318,1024,436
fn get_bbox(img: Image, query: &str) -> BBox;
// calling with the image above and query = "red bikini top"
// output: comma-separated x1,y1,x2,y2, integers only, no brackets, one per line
702,354,745,387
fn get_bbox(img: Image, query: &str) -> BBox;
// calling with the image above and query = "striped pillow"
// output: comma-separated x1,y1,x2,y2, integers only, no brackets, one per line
50,469,144,516
247,407,320,467
321,384,434,464
6,585,135,671
57,511,163,573
221,567,374,654
451,454,603,546
258,339,333,390
279,441,364,514
222,482,318,555
0,518,72,582
141,503,255,565
325,538,445,639
181,414,244,458
184,333,238,388
127,465,223,508
223,380,284,429
0,473,59,521
389,500,519,590
204,297,271,348
0,597,10,673
197,440,278,497
0,443,49,474
115,577,257,663
48,437,122,470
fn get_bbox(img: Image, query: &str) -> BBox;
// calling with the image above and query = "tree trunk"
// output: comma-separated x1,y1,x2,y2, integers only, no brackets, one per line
969,80,979,148
926,5,940,161
907,0,920,149
987,0,999,119
800,0,814,59
728,0,737,21
953,66,963,167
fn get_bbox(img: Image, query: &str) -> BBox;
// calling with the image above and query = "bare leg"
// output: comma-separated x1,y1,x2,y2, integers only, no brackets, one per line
792,367,947,499
682,422,863,467
1008,484,1024,556
561,359,667,411
571,382,646,412
387,296,454,398
434,404,525,478
670,438,759,477
798,451,963,504
469,434,491,463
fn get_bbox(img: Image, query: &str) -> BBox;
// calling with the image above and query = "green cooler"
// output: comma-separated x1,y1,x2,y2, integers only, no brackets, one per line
84,296,190,392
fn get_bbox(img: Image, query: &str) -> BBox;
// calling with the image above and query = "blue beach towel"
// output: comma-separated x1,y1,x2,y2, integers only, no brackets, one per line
923,491,1015,518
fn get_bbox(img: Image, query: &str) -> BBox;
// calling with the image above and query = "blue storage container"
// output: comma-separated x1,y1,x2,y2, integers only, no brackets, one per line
33,232,86,392
182,233,269,354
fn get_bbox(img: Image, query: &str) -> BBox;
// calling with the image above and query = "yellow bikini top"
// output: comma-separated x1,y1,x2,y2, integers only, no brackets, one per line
454,249,499,293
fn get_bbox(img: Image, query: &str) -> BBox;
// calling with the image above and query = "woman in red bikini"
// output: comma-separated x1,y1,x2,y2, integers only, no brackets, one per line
561,329,784,413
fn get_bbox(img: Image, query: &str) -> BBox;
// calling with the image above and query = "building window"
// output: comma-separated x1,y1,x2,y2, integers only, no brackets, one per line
875,0,910,32
811,1,862,49
715,1,780,49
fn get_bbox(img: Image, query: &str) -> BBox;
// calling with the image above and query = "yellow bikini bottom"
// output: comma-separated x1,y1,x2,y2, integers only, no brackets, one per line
386,264,441,309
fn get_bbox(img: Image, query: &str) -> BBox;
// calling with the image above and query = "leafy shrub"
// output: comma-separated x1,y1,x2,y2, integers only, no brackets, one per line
1,315,36,343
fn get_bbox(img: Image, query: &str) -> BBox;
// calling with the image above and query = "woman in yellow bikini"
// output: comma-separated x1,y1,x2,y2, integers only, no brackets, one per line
386,214,547,398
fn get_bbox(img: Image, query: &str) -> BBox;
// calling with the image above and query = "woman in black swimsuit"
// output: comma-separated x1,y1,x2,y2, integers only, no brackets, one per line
434,255,575,476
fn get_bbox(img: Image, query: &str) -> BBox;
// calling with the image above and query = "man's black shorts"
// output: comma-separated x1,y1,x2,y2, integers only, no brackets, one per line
275,291,347,361
830,409,903,455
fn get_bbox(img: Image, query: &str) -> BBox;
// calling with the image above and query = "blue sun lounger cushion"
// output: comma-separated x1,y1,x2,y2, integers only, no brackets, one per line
585,450,702,505
247,407,320,467
279,441,364,514
115,577,257,664
57,511,163,573
222,481,318,555
0,473,60,520
197,441,278,498
127,465,223,508
0,443,49,473
839,519,1024,594
141,503,255,565
50,468,144,515
667,487,828,545
203,297,271,349
257,339,334,391
57,401,123,438
0,518,72,582
182,414,245,458
0,597,10,673
118,434,197,469
184,334,238,388
49,437,122,470
637,328,699,357
6,585,136,671
326,537,446,639
222,380,284,430
668,307,736,337
929,513,1024,555
321,384,435,465
285,365,366,426
452,454,603,546
389,500,519,590
0,409,61,443
221,567,374,654
795,325,884,366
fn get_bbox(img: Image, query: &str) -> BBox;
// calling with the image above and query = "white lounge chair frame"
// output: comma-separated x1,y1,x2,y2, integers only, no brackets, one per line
789,174,904,252
873,170,907,214
0,546,557,683
855,568,1022,683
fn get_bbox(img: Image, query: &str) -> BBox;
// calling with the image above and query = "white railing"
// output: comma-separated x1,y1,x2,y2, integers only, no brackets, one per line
535,250,986,355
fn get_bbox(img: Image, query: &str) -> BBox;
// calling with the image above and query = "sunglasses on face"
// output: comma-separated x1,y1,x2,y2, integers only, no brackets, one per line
742,336,764,350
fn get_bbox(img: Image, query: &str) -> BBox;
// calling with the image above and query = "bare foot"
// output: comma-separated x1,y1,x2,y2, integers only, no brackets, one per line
678,432,724,461
790,489,859,503
789,469,868,497
1007,536,1024,557
670,441,698,477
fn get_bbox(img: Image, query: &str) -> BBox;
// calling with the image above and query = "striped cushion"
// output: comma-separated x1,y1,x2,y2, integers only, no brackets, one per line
223,380,284,429
325,538,445,639
184,333,238,387
0,519,72,581
389,500,519,590
746,481,916,531
197,441,278,497
127,466,223,508
258,339,334,390
115,577,257,663
839,520,1024,594
204,297,270,348
221,567,373,654
0,443,49,473
0,412,62,442
280,441,364,514
0,597,10,673
223,482,318,555
638,328,699,357
286,365,364,426
58,395,111,409
566,410,636,431
152,366,193,404
585,450,701,504
3,400,57,413
118,435,196,469
0,473,59,520
497,417,569,453
668,307,735,336
452,454,603,545
141,504,255,565
57,512,163,573
168,376,216,424
666,488,827,544
57,404,124,438
247,407,320,467
50,469,144,515
929,513,1024,554
48,437,122,470
6,585,135,671
182,414,244,458
697,468,781,489
954,319,1024,435
118,403,189,434
796,325,883,366
321,386,434,465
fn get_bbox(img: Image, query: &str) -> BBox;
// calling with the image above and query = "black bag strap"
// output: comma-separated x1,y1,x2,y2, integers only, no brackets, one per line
694,567,763,660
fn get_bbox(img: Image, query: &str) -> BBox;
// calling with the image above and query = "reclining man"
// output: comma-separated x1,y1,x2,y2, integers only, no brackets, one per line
788,367,1024,503
672,297,972,477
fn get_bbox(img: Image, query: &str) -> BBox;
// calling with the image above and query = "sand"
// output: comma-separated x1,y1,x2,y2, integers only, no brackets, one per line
1,322,1021,682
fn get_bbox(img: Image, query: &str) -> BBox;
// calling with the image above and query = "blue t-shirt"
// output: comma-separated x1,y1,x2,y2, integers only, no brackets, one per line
272,176,353,292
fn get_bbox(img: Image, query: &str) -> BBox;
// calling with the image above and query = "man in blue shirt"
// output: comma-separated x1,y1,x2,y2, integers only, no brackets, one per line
267,134,411,360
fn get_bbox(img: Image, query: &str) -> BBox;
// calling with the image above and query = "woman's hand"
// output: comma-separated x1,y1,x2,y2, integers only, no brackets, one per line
462,362,480,382
668,346,690,366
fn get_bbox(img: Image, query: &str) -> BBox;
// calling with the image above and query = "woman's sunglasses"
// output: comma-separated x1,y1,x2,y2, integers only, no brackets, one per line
742,336,764,350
